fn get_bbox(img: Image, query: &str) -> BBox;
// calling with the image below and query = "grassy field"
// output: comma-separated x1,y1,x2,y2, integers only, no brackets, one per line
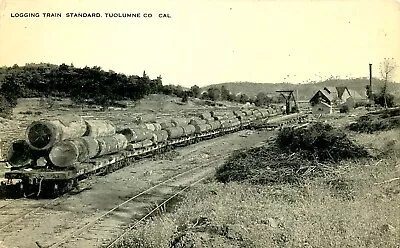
117,123,400,248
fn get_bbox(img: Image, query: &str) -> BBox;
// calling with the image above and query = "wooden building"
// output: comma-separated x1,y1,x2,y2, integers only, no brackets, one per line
309,86,364,114
311,101,332,114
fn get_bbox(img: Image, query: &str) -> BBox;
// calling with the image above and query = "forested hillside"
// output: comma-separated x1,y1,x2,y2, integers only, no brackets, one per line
0,63,164,102
203,79,400,101
1,63,398,117
0,63,192,116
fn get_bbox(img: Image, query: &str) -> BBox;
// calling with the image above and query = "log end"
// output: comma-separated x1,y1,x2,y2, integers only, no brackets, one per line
49,142,78,167
6,140,33,167
26,121,58,150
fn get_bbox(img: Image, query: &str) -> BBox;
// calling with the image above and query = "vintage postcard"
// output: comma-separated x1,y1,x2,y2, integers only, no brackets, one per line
0,1,399,247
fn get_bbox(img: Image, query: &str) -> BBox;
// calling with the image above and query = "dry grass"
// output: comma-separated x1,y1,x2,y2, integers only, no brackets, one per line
117,156,399,248
116,124,400,248
350,128,400,158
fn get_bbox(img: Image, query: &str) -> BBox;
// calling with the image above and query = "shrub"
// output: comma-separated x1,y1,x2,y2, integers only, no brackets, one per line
373,92,395,108
349,108,400,133
0,94,14,118
340,104,349,113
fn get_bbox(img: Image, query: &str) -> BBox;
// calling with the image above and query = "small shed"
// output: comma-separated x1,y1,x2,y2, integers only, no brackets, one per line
312,101,332,114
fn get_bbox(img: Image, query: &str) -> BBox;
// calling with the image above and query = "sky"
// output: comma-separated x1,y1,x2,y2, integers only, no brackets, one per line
0,0,399,87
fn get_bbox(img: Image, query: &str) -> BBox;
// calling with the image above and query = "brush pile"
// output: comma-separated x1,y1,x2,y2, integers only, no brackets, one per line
277,123,369,162
216,123,369,185
349,107,400,133
216,145,314,184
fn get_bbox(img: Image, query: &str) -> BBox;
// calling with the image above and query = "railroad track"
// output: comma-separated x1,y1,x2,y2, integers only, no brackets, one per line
48,155,230,248
0,194,67,234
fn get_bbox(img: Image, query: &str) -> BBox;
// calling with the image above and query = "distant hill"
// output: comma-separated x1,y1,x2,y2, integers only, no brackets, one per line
202,78,400,101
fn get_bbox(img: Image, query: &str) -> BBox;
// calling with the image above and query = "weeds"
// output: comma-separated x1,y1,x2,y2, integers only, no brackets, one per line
349,108,400,133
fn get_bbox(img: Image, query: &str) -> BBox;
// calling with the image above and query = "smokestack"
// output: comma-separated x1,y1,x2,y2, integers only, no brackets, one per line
369,63,372,99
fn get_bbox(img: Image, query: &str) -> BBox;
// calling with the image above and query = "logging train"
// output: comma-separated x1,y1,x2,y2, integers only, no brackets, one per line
3,108,305,197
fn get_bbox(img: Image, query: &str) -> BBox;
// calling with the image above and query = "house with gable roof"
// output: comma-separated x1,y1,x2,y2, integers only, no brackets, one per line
309,86,365,114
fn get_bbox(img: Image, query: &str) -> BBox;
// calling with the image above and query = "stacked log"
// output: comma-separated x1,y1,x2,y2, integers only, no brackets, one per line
259,108,270,118
252,109,263,119
145,123,156,131
181,125,196,136
11,107,282,170
160,121,174,129
189,118,207,126
208,120,221,130
96,134,128,157
49,134,128,168
6,140,36,167
194,124,209,134
199,112,213,120
171,118,187,127
230,118,241,127
233,110,245,120
126,139,153,150
220,119,230,128
26,115,87,151
49,136,98,168
151,130,169,143
165,126,184,139
117,127,152,143
213,115,228,121
84,120,116,137
136,124,148,129
152,123,162,131
210,110,232,117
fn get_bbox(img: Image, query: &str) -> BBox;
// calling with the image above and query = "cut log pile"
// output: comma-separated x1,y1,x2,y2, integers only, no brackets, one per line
7,107,278,169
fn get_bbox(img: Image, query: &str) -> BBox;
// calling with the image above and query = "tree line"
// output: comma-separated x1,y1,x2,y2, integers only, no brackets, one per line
0,63,165,115
0,63,278,117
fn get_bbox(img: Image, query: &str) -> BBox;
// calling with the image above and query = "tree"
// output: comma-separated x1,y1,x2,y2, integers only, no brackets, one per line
0,94,13,118
207,87,221,101
190,85,201,98
380,58,397,108
239,94,249,104
255,92,271,106
181,91,189,103
220,86,230,101
227,93,237,102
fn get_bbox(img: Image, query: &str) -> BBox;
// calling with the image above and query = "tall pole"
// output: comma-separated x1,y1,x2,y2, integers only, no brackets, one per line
369,63,372,100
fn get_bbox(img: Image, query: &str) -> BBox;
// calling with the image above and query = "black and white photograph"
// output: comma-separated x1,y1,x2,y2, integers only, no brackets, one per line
0,0,399,247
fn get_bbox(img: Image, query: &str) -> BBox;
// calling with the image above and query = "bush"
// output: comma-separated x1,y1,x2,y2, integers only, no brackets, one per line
0,94,14,118
349,114,400,133
340,105,349,113
373,92,395,108
354,101,370,109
